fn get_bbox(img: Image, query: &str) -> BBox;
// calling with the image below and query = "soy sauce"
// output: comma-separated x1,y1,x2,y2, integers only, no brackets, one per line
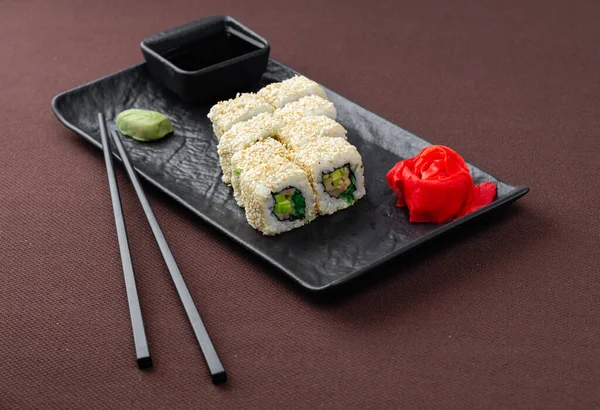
163,30,261,72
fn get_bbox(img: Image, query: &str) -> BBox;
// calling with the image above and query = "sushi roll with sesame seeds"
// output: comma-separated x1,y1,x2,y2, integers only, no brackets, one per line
277,115,347,152
258,75,328,109
207,92,274,140
239,157,316,236
230,138,290,207
217,113,283,184
292,137,366,215
273,95,337,124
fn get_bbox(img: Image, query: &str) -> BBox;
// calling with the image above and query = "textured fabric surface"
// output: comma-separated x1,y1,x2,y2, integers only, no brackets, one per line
1,0,599,409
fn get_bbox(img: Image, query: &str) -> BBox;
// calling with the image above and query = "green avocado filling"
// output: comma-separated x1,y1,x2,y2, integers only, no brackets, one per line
323,165,357,205
274,200,291,214
329,168,345,187
273,189,306,220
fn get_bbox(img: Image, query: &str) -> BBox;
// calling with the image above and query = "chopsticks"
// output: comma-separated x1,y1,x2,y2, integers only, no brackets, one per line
99,113,152,370
98,113,227,384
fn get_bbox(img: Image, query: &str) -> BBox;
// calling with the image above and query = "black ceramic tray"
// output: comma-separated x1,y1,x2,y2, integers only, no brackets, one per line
52,59,528,291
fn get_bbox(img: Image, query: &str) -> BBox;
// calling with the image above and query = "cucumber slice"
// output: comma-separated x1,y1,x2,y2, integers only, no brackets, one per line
331,172,343,182
274,200,291,214
327,168,344,180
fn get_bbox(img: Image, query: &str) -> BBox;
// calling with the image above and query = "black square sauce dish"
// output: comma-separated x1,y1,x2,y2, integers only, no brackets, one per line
141,15,270,103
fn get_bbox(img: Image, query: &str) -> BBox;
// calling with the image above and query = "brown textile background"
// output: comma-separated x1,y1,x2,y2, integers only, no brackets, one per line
1,0,599,408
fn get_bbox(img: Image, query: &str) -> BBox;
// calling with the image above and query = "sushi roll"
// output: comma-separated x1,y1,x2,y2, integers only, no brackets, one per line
217,113,283,184
277,115,347,151
292,137,366,215
230,138,290,207
240,157,317,235
258,75,328,109
207,92,274,140
273,95,336,124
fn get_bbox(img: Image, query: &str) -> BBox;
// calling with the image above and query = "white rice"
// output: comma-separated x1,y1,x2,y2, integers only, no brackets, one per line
239,157,316,236
292,137,366,215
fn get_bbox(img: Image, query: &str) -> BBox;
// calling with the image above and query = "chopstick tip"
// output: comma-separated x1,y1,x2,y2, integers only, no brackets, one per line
211,370,227,385
137,355,153,370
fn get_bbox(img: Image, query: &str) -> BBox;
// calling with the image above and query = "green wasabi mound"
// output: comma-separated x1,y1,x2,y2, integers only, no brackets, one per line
116,109,173,142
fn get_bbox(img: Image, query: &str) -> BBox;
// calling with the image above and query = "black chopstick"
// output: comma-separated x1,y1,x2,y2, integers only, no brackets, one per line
98,113,152,370
109,128,227,385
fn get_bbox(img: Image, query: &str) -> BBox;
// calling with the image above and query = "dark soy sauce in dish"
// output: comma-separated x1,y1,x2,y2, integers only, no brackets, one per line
163,31,261,72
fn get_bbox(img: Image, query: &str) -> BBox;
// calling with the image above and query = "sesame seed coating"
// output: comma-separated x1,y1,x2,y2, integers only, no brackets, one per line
231,139,290,207
217,113,283,184
257,75,328,108
277,115,347,151
232,138,290,172
292,137,360,177
207,92,274,139
242,157,305,193
273,95,336,124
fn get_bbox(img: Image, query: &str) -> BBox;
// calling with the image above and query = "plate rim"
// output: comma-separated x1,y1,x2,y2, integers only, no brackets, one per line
51,59,529,292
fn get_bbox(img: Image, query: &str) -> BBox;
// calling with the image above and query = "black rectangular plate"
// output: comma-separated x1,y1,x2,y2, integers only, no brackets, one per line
52,59,528,291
